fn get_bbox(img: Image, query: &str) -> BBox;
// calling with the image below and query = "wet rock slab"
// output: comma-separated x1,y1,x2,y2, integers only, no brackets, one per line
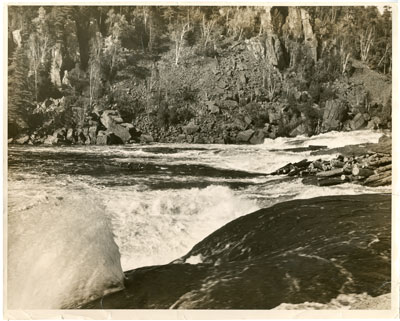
82,194,391,309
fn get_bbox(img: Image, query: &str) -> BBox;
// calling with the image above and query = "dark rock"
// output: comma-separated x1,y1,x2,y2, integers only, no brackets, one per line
343,120,352,131
193,135,204,144
96,132,122,145
82,127,89,138
82,194,390,309
378,135,391,145
76,129,86,144
363,113,371,121
53,128,66,139
263,123,270,133
236,129,255,143
249,129,265,144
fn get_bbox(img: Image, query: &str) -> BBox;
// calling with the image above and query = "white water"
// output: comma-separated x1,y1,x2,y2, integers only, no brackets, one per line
7,129,390,309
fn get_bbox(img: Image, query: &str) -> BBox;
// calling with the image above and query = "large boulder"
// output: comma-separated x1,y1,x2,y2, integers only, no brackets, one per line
350,113,366,130
249,129,265,144
100,110,134,143
96,132,123,145
367,116,382,129
321,99,347,132
140,134,154,143
82,194,390,309
43,135,58,145
289,123,308,137
53,128,66,139
15,135,30,145
236,129,255,143
100,110,121,128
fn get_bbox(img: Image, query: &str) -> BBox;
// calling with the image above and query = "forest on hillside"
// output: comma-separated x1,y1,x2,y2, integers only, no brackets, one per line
8,6,392,145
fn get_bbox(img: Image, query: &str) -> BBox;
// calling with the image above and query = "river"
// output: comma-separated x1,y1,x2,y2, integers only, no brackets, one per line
7,129,390,309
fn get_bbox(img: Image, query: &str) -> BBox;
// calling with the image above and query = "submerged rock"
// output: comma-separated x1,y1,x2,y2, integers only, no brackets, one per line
82,194,390,309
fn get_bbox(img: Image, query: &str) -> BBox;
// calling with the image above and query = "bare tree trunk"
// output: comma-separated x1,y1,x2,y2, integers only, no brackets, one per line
360,27,374,62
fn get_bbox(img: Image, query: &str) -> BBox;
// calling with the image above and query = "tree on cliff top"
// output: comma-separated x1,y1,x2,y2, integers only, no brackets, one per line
8,46,34,136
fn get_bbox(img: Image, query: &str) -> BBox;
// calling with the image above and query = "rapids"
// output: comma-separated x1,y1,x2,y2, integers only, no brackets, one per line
7,129,390,309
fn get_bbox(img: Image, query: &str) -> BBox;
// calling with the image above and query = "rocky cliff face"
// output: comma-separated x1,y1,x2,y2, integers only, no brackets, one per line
9,6,392,145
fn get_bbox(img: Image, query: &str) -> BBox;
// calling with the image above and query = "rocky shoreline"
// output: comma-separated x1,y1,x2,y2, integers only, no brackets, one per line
8,104,389,146
272,135,392,187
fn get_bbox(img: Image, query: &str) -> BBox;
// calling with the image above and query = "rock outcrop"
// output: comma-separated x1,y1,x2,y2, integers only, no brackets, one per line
82,194,390,309
100,110,134,144
321,99,347,132
236,129,255,143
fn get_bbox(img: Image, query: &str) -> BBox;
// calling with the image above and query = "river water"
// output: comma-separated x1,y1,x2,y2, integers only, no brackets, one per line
7,130,390,309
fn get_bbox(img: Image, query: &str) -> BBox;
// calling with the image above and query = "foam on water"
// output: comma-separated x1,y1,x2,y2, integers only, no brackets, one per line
7,129,389,308
106,185,258,270
7,180,124,309
273,293,389,310
263,129,384,149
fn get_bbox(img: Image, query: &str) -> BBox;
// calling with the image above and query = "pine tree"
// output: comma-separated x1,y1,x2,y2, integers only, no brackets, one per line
8,46,34,137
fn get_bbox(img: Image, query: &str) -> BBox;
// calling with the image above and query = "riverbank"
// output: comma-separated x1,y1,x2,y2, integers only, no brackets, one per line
82,193,391,309
271,134,392,187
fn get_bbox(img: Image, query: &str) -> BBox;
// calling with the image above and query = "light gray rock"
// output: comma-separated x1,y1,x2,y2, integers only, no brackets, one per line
140,134,154,143
15,135,29,145
183,123,200,135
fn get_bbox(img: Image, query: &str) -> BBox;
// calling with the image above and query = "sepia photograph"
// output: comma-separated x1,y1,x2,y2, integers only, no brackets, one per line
4,2,397,318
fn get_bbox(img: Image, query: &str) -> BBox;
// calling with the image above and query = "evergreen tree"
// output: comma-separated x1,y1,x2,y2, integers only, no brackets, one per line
8,46,34,137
